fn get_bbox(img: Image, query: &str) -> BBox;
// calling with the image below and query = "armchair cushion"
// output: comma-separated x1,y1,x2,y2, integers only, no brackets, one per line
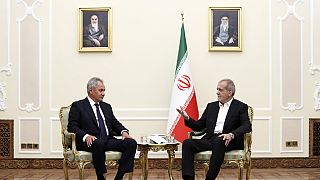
194,150,246,161
65,150,122,162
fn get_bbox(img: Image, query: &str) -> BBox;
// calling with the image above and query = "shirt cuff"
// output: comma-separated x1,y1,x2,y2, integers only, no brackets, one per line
121,130,128,135
83,134,89,142
229,133,235,139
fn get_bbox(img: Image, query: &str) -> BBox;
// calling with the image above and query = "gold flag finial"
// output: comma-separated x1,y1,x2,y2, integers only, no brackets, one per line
181,11,184,22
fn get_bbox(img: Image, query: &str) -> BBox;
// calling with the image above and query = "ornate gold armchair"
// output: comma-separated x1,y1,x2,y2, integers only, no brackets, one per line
190,106,253,180
59,105,133,180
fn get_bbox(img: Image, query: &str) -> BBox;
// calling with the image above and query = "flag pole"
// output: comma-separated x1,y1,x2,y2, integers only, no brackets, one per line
167,12,199,142
181,11,184,22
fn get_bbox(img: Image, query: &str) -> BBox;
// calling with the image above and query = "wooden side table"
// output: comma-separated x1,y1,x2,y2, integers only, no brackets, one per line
137,142,179,180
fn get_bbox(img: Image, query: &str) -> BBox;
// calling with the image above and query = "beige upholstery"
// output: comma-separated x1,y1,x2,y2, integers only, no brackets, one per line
190,106,253,180
59,105,133,180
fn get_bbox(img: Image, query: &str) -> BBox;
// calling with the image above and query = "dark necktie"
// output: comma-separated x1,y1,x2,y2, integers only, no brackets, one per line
94,103,108,139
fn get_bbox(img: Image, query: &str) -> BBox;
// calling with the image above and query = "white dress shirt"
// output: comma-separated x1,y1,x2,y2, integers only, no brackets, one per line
83,96,109,142
214,98,233,134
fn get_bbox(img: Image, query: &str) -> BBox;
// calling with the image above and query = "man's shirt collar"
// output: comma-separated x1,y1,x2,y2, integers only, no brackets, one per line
219,98,233,108
87,96,97,107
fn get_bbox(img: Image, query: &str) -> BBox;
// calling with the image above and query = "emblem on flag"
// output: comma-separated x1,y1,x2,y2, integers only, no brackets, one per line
177,75,191,91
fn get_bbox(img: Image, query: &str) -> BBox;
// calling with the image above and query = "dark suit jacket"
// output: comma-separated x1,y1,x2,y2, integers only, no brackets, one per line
185,99,251,150
67,97,127,147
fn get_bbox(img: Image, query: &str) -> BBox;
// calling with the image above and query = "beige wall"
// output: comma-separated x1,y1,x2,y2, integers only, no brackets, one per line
0,0,319,158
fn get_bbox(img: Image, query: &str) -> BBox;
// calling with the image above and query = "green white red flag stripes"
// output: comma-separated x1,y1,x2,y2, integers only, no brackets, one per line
167,22,199,142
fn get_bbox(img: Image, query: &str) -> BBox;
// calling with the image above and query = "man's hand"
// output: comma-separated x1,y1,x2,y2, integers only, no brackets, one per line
92,39,101,46
85,135,97,147
215,37,224,45
98,34,104,41
176,106,189,120
228,37,235,44
218,133,234,147
122,131,133,139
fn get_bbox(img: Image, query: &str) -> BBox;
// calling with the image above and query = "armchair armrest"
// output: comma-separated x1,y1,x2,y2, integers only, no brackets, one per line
62,131,77,153
64,131,75,139
244,132,252,154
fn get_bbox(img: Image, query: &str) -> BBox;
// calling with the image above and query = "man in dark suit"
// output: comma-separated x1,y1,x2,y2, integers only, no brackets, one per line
68,77,137,180
177,79,252,180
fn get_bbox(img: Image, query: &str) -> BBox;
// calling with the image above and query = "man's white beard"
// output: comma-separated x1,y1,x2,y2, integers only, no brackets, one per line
221,23,228,31
91,23,98,31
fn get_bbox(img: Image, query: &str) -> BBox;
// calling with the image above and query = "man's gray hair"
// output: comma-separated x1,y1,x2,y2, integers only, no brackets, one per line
220,78,236,96
87,77,104,92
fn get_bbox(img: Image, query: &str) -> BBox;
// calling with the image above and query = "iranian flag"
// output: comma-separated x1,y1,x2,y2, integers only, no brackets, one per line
167,22,199,142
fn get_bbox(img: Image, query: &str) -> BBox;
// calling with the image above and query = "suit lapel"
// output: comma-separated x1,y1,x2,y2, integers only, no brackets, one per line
99,103,111,131
223,100,237,129
83,98,99,127
206,102,219,134
211,102,220,127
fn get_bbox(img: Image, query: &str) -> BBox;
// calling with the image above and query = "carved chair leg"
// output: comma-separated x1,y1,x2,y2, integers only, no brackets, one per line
238,161,244,180
204,162,209,175
63,159,69,180
238,167,244,180
246,159,252,180
77,162,86,180
128,172,133,180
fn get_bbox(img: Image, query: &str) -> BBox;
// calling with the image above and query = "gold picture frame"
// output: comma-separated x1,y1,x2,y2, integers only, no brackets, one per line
79,7,112,52
209,7,242,52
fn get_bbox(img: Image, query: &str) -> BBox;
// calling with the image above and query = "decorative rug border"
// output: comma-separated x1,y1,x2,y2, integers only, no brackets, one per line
0,158,320,169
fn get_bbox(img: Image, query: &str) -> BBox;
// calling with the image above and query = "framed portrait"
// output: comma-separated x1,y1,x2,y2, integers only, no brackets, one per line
209,7,242,52
79,7,112,52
